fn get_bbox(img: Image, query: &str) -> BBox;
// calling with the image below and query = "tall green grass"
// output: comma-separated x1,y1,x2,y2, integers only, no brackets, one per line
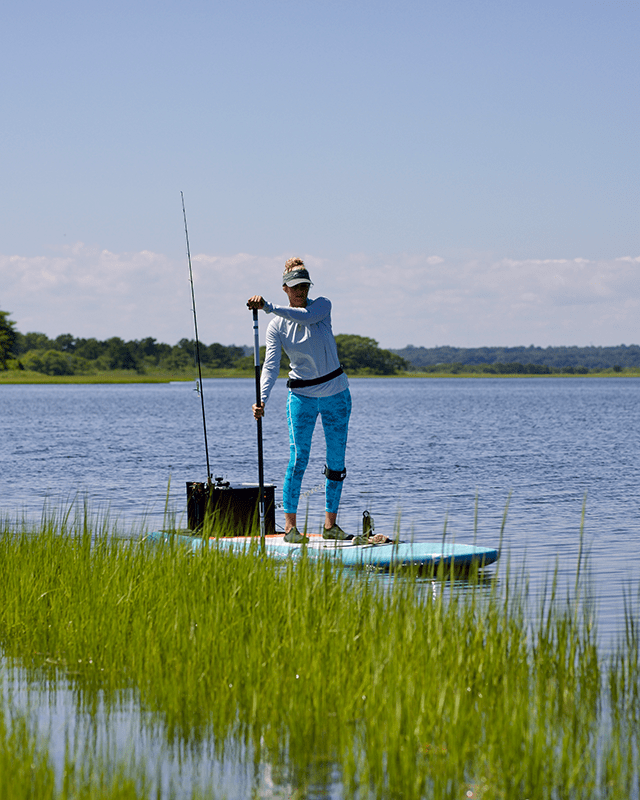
0,506,638,798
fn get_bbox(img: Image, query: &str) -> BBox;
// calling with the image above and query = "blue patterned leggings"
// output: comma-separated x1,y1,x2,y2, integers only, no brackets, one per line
284,389,352,514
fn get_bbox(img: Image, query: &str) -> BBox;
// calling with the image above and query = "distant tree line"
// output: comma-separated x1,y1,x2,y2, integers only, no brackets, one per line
12,333,246,376
0,309,248,375
335,335,409,375
0,311,16,370
0,309,409,376
3,308,637,377
412,362,598,375
392,344,640,371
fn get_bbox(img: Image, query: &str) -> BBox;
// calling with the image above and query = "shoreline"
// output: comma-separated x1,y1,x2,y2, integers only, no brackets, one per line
1,368,639,385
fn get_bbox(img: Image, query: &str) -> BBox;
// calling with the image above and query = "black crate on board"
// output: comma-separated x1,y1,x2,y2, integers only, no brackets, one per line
186,480,276,536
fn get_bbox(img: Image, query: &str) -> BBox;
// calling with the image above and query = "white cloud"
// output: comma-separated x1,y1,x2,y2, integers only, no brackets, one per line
2,245,638,349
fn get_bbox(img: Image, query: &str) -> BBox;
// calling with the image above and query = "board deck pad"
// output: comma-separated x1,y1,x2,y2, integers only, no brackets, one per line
146,530,499,572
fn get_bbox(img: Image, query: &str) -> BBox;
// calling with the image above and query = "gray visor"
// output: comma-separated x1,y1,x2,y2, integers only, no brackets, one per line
283,267,313,287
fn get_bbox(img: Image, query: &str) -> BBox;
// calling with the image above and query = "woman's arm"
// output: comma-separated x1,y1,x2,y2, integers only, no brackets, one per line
259,323,282,405
266,296,331,326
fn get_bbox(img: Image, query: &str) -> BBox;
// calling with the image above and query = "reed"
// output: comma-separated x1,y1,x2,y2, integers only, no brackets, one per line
0,505,638,798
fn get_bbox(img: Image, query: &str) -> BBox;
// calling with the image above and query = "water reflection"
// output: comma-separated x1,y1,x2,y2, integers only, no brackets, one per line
3,658,297,799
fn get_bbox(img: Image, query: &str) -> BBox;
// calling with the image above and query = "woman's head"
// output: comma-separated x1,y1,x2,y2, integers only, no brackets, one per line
282,258,312,307
282,258,313,288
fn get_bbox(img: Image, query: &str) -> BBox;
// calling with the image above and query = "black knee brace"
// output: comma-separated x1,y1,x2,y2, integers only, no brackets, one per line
323,465,347,482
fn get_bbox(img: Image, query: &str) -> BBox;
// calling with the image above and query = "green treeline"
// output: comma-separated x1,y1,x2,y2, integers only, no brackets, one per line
13,332,246,375
335,334,409,375
393,344,640,371
0,309,408,376
2,308,638,378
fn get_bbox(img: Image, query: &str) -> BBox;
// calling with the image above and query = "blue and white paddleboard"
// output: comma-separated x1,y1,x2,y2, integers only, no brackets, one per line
145,530,499,572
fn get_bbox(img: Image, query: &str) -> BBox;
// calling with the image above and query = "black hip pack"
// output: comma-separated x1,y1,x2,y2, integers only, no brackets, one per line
287,367,344,389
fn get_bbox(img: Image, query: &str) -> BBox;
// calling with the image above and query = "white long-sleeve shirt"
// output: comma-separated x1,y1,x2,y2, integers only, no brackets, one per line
260,296,349,403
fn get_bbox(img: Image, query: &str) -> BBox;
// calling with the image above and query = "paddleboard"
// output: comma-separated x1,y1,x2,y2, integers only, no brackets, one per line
145,530,499,572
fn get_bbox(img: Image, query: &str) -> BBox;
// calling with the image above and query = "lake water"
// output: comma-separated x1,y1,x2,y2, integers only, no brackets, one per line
2,378,639,608
1,377,640,796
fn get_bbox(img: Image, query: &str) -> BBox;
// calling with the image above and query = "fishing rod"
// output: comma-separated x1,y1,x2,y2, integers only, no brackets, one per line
252,308,266,551
181,192,212,484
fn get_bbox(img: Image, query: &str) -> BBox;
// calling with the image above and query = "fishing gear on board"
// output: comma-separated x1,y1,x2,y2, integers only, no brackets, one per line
180,193,275,539
363,510,374,538
181,191,212,485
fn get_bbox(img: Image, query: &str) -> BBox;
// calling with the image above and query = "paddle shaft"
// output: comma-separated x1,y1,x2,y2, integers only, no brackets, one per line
252,309,266,550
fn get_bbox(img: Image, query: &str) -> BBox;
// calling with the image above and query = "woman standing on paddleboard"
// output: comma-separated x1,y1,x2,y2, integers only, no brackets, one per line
247,258,364,544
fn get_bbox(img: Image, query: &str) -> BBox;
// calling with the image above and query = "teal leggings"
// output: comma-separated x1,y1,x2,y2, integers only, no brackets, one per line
284,389,352,514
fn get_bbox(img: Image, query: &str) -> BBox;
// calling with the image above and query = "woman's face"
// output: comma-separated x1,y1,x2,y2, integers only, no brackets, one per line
283,283,310,308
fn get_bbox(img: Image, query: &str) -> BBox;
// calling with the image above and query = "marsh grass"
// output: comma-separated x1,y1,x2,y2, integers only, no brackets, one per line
0,506,639,798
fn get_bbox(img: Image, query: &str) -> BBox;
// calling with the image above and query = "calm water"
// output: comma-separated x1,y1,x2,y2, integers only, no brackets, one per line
2,378,639,587
1,377,639,796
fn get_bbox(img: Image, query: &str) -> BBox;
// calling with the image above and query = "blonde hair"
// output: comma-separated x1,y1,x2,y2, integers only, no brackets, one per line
283,257,305,274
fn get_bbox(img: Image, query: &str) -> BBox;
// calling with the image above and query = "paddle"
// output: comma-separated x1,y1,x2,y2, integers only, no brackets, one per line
252,309,266,552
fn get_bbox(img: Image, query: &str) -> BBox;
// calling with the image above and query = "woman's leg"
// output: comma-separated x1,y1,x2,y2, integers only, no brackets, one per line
283,392,318,524
319,389,352,517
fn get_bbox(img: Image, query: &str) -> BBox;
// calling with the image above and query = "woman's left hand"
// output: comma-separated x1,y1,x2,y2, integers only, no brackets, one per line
247,295,265,310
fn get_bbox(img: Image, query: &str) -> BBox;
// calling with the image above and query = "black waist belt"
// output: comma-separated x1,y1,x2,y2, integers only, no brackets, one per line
287,367,344,389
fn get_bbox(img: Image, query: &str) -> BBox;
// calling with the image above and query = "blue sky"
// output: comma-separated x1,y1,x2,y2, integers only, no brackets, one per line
1,0,638,349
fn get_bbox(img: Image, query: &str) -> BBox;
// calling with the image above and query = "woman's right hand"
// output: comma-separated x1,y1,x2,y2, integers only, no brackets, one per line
247,295,265,310
252,402,265,419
